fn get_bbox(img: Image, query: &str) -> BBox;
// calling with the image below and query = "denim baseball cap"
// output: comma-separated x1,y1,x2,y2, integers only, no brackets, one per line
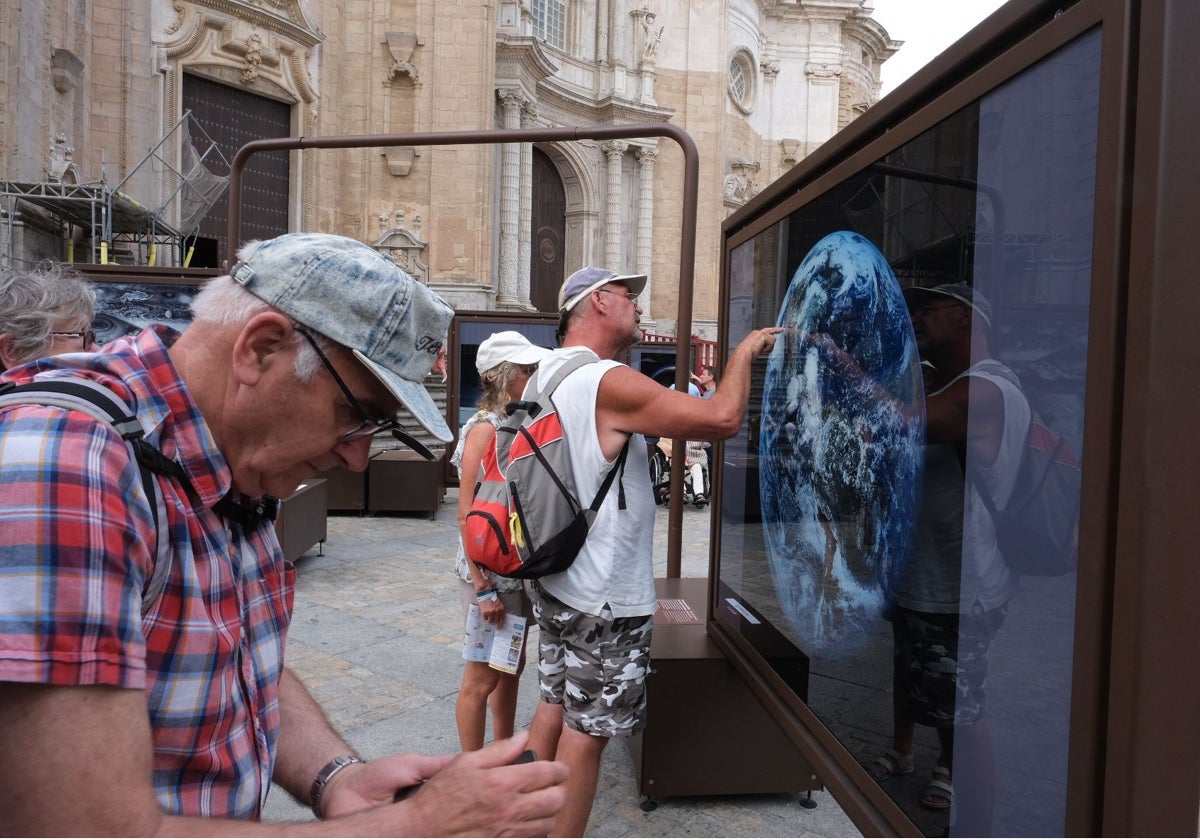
904,282,993,327
558,266,647,313
229,233,455,441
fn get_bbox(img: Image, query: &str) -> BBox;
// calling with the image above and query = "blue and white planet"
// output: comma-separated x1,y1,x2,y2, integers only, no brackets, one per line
758,231,925,658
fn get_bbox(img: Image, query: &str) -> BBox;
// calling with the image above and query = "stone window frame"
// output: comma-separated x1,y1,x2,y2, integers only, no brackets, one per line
728,47,758,115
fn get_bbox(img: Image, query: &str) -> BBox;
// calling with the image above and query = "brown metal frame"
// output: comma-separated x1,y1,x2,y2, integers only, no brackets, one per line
709,0,1200,835
226,124,700,577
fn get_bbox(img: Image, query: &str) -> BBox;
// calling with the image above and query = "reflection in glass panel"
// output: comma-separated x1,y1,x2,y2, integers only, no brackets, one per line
717,27,1100,837
456,321,558,428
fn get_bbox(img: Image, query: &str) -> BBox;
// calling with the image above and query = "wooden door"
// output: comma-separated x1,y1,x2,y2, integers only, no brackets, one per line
530,148,566,312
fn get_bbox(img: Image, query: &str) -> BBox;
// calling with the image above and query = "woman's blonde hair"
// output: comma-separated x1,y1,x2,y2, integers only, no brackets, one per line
477,361,536,414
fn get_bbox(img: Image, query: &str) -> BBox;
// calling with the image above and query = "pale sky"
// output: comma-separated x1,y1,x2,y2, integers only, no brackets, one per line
868,0,1010,97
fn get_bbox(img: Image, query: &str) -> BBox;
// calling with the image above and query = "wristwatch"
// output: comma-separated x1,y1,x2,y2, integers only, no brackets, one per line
309,754,363,819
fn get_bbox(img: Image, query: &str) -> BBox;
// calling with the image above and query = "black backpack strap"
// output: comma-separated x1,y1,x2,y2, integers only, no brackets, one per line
503,352,631,513
0,379,181,613
588,438,630,513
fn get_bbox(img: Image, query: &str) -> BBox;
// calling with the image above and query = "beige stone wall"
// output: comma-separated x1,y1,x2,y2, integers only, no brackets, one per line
2,0,896,326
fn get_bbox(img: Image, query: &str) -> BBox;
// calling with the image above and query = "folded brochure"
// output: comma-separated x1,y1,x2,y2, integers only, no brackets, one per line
463,603,526,674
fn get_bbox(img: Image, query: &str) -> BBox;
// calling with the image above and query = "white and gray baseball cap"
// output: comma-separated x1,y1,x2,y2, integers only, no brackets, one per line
229,232,455,441
557,266,647,313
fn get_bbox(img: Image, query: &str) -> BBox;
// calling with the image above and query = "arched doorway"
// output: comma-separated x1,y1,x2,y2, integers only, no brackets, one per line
530,147,566,312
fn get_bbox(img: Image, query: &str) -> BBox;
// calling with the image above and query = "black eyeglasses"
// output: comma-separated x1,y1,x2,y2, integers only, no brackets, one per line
52,330,96,348
293,325,399,442
596,288,640,305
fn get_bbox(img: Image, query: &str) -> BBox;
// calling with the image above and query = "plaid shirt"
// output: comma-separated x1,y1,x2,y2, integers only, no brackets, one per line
0,327,294,819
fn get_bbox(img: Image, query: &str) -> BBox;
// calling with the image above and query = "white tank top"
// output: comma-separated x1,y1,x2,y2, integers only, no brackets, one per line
532,347,658,617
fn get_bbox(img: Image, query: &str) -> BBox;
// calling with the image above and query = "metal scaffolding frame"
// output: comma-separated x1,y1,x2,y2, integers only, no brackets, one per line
0,111,228,268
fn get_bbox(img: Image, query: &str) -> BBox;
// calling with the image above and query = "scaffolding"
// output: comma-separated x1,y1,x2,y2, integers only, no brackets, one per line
0,111,228,268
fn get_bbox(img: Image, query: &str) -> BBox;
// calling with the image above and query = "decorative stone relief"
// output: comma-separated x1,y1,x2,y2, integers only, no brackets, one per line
806,61,843,81
47,132,76,181
780,138,801,169
722,160,760,207
374,210,429,284
385,32,419,86
241,33,264,84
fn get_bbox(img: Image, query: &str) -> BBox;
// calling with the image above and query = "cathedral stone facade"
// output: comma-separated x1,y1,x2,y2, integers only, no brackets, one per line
0,0,897,336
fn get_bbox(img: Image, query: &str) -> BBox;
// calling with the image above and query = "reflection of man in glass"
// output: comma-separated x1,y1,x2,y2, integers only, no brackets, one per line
867,284,1030,836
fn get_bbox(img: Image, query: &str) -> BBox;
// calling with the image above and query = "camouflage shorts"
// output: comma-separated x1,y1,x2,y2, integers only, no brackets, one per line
531,585,653,738
892,601,1008,728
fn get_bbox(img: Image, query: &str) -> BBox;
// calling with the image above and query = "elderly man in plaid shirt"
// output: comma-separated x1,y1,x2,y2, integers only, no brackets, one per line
0,234,566,836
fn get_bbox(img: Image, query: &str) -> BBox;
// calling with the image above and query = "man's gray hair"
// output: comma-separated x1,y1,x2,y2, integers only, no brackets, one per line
190,273,326,383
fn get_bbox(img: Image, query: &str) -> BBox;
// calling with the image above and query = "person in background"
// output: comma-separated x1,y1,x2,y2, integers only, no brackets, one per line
0,233,567,836
452,330,549,751
0,263,97,368
527,265,780,836
697,364,718,398
655,436,709,506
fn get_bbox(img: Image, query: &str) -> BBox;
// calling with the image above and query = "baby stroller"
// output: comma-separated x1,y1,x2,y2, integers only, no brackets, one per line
648,438,710,509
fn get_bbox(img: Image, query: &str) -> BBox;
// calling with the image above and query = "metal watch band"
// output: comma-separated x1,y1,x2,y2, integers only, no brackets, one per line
309,754,363,819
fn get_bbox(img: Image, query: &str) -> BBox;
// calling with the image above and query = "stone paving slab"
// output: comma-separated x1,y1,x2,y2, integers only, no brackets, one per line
263,492,862,837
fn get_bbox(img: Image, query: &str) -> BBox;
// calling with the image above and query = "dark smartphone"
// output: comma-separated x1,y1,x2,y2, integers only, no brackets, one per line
512,749,537,764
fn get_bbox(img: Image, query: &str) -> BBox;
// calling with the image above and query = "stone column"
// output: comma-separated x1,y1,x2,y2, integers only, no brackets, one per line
602,140,628,269
597,0,609,66
761,58,780,180
609,0,627,95
518,101,538,309
635,145,658,329
497,89,525,307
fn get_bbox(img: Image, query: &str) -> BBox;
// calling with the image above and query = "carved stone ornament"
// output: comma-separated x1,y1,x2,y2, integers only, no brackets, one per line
385,31,419,85
723,159,761,205
805,61,843,80
51,48,84,93
241,33,264,84
780,138,800,168
374,214,429,283
382,146,420,177
47,132,75,181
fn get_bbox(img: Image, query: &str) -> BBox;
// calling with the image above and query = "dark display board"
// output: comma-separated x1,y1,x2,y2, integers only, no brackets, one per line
713,10,1103,837
445,312,559,485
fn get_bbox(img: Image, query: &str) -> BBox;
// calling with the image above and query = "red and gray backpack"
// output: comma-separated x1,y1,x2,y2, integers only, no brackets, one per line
464,354,628,579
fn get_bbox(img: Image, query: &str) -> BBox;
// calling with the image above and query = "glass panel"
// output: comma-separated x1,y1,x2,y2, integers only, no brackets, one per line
717,27,1101,837
532,0,566,50
456,321,558,428
730,58,746,102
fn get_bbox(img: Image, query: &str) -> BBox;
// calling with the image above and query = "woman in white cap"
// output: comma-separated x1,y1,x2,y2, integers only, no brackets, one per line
451,330,550,751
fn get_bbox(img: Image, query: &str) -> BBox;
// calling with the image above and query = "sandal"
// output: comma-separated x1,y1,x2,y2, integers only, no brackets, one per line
865,748,914,782
921,766,953,810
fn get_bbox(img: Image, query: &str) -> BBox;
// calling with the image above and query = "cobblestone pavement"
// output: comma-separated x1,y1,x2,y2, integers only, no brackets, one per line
263,490,861,838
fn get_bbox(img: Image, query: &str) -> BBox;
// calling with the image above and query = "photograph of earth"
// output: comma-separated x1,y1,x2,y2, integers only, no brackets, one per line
758,230,925,658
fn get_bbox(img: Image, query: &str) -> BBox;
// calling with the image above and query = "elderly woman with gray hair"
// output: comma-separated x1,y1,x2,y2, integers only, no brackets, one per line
0,263,97,369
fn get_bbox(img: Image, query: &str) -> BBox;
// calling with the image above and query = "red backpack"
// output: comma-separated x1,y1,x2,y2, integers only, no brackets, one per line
464,354,627,579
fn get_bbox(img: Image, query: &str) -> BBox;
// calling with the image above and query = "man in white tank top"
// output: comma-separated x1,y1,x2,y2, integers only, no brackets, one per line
526,266,781,836
866,283,1029,835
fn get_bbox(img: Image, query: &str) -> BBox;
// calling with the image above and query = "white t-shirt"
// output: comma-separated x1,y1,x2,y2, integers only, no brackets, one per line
532,347,657,617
